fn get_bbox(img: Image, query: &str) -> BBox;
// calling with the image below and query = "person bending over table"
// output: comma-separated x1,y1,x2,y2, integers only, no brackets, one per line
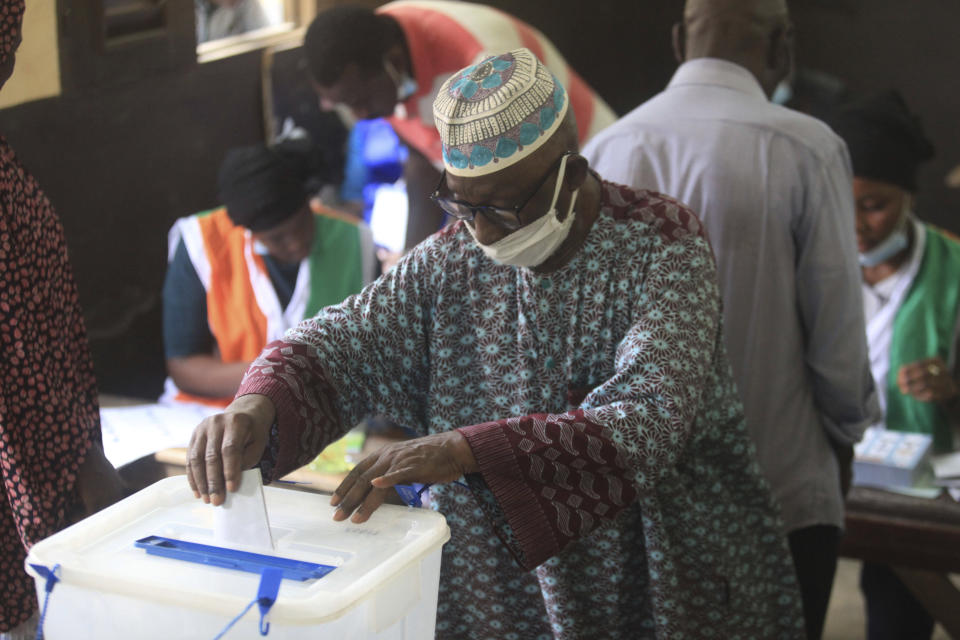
303,1,617,252
162,143,378,406
187,49,805,639
828,90,960,640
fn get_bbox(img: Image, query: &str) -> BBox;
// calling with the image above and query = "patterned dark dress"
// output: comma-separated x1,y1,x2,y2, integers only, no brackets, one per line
240,181,806,638
0,136,100,631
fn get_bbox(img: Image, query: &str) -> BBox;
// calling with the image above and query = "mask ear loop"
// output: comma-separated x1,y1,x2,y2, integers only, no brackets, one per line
383,59,401,85
546,153,572,215
384,59,417,101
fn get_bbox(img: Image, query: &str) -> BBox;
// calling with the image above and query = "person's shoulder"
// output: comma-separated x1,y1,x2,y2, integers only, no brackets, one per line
599,179,708,245
583,98,666,147
925,223,960,256
312,202,366,228
405,219,475,264
755,104,848,160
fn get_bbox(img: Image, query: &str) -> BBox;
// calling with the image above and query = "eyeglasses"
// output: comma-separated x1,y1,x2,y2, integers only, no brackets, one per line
429,152,572,231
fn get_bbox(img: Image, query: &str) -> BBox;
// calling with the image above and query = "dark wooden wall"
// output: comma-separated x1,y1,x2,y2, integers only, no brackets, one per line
1,0,958,398
790,0,960,233
0,50,266,397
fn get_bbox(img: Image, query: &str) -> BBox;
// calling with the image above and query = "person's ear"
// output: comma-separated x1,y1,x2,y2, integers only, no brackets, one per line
564,154,590,192
383,43,408,76
672,22,686,64
767,22,794,80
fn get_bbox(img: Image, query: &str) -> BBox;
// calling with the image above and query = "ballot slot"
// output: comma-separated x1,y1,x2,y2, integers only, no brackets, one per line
134,535,336,581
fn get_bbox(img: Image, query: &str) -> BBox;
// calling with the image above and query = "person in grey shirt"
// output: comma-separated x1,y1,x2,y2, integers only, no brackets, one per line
583,0,878,638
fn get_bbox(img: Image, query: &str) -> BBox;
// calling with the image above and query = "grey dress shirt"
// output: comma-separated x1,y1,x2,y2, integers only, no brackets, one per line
584,58,879,532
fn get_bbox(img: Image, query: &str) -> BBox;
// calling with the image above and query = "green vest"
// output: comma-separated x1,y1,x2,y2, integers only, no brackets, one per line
887,225,960,452
306,213,365,316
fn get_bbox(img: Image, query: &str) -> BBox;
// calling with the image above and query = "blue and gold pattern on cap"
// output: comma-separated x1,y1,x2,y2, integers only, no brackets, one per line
433,48,568,177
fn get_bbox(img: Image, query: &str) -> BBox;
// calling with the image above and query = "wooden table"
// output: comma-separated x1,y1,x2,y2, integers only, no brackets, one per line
153,448,348,494
842,486,960,635
151,432,403,498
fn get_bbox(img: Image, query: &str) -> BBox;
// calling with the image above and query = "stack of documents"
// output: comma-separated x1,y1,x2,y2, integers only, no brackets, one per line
931,451,960,487
853,427,934,490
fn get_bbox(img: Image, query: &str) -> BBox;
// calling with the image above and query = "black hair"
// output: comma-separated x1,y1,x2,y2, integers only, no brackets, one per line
826,90,935,193
303,7,403,86
218,141,316,232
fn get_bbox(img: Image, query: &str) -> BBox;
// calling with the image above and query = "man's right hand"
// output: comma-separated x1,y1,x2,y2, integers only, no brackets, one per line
186,393,275,506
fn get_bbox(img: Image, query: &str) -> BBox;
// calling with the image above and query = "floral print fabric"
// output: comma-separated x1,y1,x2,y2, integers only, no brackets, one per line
0,137,100,631
239,180,804,638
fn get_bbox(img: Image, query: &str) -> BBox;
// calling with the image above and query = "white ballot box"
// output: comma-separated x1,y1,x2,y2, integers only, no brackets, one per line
25,476,450,639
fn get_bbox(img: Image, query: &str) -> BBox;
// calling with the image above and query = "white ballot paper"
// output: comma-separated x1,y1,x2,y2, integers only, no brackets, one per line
101,402,220,468
213,468,275,551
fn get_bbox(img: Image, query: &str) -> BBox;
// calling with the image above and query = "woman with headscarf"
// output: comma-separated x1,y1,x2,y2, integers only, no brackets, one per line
828,91,960,640
0,2,124,638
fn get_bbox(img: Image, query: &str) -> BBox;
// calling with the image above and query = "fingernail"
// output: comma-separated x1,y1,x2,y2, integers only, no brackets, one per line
330,495,341,506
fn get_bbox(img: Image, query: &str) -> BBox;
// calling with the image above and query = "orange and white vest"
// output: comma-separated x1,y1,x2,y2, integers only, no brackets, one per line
162,204,374,406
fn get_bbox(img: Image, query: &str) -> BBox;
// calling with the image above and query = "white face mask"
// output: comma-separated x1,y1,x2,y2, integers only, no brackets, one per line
771,79,793,106
859,195,912,268
465,154,579,268
253,239,271,256
384,59,418,102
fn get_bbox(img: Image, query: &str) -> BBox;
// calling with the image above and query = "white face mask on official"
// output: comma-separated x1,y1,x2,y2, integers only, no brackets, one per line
466,153,579,268
859,195,912,268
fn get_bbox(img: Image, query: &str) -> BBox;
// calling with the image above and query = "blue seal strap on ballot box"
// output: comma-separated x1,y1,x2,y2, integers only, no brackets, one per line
135,536,335,638
29,562,60,640
211,566,282,639
395,481,471,508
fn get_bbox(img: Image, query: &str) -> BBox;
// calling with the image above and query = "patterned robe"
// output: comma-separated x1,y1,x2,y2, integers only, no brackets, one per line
0,136,100,631
240,180,805,639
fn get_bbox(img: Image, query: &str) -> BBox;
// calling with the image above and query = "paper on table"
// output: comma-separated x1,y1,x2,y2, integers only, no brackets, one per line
100,402,220,468
931,451,960,479
213,468,275,551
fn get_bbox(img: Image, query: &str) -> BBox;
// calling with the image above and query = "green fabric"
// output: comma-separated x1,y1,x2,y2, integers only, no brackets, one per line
305,214,364,316
887,225,960,452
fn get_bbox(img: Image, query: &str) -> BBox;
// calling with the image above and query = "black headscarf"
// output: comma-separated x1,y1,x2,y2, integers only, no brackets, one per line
217,143,311,232
826,90,935,192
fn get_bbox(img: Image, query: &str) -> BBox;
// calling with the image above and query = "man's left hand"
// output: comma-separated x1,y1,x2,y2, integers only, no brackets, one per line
331,431,477,523
897,357,958,403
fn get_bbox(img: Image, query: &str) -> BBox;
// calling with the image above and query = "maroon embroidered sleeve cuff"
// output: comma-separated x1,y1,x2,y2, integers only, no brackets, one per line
459,411,637,570
460,420,559,569
237,340,345,481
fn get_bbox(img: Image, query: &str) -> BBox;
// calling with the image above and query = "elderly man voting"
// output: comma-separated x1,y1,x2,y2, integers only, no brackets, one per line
187,49,804,639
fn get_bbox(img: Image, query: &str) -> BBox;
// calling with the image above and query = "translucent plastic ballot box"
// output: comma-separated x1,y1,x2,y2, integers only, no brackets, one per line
25,476,450,639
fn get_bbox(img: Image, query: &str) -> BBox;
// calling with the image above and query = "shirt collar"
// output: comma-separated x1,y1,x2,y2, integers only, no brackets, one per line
666,58,768,101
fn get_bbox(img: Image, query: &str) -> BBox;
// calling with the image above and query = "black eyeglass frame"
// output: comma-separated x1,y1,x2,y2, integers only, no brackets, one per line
429,152,572,231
